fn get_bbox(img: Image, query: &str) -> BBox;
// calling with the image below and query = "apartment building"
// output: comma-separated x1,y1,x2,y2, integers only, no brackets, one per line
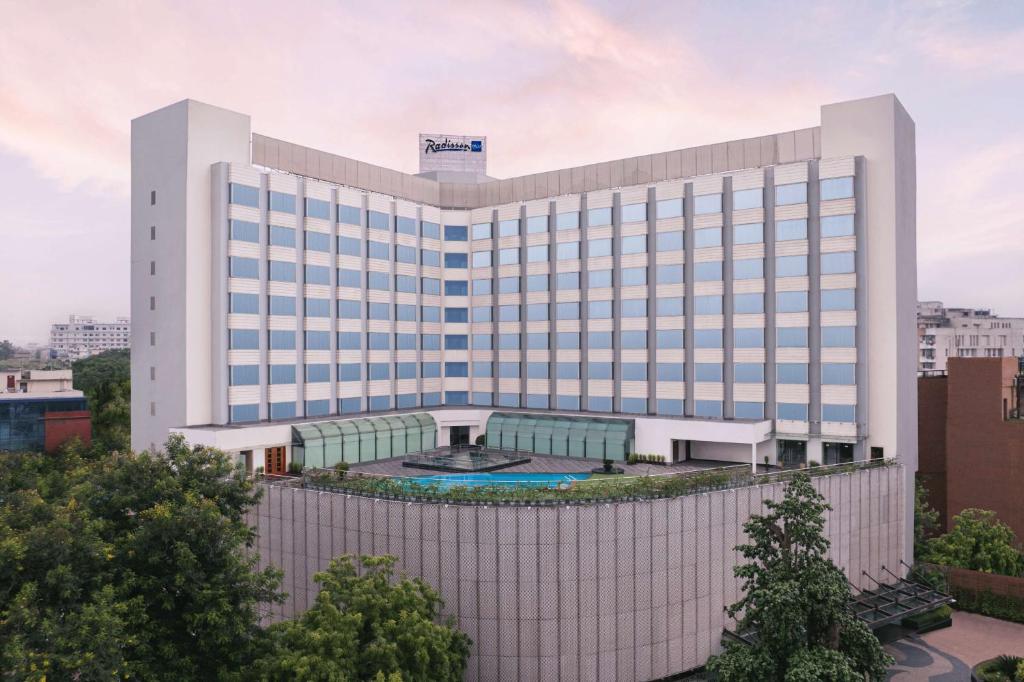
49,314,131,360
918,301,1024,372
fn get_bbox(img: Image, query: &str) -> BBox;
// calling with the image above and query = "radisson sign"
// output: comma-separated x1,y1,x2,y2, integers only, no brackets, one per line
418,133,487,176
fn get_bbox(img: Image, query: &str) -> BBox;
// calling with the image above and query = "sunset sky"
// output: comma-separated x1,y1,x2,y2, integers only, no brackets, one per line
1,0,1022,344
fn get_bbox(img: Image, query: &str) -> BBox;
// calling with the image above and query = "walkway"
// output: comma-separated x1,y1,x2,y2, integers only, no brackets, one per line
886,611,1024,680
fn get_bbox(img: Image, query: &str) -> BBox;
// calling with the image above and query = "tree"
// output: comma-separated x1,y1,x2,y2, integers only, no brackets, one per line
707,473,892,681
926,508,1024,577
0,339,14,360
72,349,131,451
914,479,941,560
248,555,471,682
0,435,283,680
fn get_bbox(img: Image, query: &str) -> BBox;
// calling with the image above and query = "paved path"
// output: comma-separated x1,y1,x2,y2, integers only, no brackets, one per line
886,611,1024,680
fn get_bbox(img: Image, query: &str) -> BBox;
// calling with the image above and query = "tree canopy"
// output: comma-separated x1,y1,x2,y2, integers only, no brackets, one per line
247,555,471,681
0,435,282,680
925,508,1024,577
72,349,131,451
707,473,892,682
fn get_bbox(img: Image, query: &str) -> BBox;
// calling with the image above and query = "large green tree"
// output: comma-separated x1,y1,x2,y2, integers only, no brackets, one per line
248,554,471,682
926,508,1024,577
708,473,892,681
0,339,14,361
914,479,941,560
72,348,131,451
0,435,282,680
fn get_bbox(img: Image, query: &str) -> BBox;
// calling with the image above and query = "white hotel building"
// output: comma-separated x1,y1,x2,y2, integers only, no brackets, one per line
130,94,917,480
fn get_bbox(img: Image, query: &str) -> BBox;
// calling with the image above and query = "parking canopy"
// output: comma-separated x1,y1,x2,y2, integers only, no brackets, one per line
292,413,436,468
485,412,634,461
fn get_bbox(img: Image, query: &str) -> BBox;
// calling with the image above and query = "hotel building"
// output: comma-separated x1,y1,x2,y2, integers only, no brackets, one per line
918,301,1024,373
49,314,131,360
131,94,916,477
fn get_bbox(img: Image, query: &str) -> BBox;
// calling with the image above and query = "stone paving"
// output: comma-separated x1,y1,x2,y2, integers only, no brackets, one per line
886,611,1024,680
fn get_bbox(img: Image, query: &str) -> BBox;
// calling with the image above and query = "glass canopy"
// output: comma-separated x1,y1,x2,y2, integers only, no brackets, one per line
292,413,436,468
484,412,634,460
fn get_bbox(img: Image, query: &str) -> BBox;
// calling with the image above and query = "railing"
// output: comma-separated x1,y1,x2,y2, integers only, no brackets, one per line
294,458,894,506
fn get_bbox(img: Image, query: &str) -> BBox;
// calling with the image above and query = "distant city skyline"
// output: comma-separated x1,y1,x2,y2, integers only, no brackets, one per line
1,0,1023,345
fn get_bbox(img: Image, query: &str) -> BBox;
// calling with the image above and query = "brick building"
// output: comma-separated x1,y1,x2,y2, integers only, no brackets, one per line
918,357,1024,537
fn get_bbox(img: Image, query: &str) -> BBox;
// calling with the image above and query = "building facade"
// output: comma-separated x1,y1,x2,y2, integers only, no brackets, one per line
2,369,74,394
131,94,916,487
49,314,131,360
918,301,1024,373
918,357,1024,538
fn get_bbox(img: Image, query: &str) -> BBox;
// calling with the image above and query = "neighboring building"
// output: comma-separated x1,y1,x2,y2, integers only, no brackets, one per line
2,369,74,394
918,357,1024,538
918,301,1024,373
49,314,131,360
131,93,918,679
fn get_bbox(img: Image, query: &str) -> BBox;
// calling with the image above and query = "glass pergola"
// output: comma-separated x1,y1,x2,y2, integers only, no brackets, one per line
485,413,634,460
292,413,436,468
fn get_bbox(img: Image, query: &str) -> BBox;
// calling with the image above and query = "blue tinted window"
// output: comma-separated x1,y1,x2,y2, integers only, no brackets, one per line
822,289,856,311
621,203,646,223
775,183,806,206
621,235,646,254
589,300,612,319
422,306,440,323
822,363,856,385
588,362,612,380
229,329,258,350
472,251,491,268
528,274,551,291
694,194,721,214
656,231,684,252
338,300,360,319
268,364,296,385
557,395,581,410
421,392,441,407
657,399,683,415
498,362,520,378
269,296,295,315
527,304,548,321
268,261,295,282
473,278,492,295
658,297,685,316
305,231,330,252
656,198,683,219
472,392,493,406
734,363,764,383
776,255,807,277
734,222,763,245
472,306,492,322
557,332,580,349
621,330,646,349
445,362,468,377
695,400,723,418
339,397,361,414
821,252,855,274
305,265,330,285
230,293,258,314
368,302,390,320
588,396,613,412
395,244,416,264
498,219,519,236
820,176,854,200
776,218,807,241
527,362,548,379
821,214,855,238
444,225,468,241
230,219,258,242
588,238,612,257
822,326,856,347
230,256,259,279
396,394,418,408
422,362,440,377
498,334,519,350
304,298,329,317
777,327,808,347
498,393,521,408
338,236,361,256
338,205,361,225
734,258,764,280
734,293,764,314
445,391,469,406
230,365,259,386
822,404,856,422
498,276,519,294
657,363,684,381
396,275,416,294
444,253,468,268
556,302,579,320
735,328,764,348
735,402,764,419
778,403,809,420
230,404,258,423
588,207,612,226
498,305,519,322
305,364,330,383
397,216,417,235
557,212,580,230
527,332,548,349
589,269,612,287
777,363,809,384
368,396,391,411
338,363,361,381
621,397,647,414
732,188,762,210
445,334,468,350
695,363,722,381
777,291,808,313
367,363,390,380
472,361,492,377
396,332,416,349
694,329,723,348
527,215,548,233
367,332,390,350
368,210,390,231
368,241,389,261
421,249,440,267
422,221,440,239
694,295,721,315
269,330,295,350
694,228,721,248
444,307,468,323
657,265,684,284
694,261,722,281
499,248,518,265
472,334,492,350
557,242,580,260
270,402,296,420
269,191,295,214
422,277,440,295
588,332,612,349
338,269,360,288
621,363,646,381
557,362,580,379
622,300,646,318
621,267,647,286
445,280,468,296
305,331,330,350
656,330,683,348
229,183,259,207
471,222,491,240
527,245,548,262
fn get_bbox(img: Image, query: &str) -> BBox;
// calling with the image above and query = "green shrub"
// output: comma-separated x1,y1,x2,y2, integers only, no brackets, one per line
952,589,1024,625
627,453,638,465
901,604,951,630
977,655,1024,682
288,460,303,475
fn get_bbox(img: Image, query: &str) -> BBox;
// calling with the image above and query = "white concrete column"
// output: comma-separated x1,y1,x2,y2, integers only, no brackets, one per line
751,442,757,473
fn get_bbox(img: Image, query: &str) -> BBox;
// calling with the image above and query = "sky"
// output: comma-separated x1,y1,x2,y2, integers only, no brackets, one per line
0,0,1022,345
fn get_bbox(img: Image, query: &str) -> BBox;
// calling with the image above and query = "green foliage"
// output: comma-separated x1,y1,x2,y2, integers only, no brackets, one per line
0,435,283,680
248,555,470,681
707,473,892,682
72,349,131,451
914,479,941,559
952,588,1024,625
901,604,952,631
0,339,14,360
288,460,304,475
976,655,1024,682
925,508,1024,576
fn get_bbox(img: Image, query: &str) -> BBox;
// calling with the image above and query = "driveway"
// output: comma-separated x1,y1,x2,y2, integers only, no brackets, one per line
886,611,1024,680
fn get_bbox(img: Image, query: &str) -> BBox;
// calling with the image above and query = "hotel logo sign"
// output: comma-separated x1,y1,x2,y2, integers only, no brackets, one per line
419,133,487,176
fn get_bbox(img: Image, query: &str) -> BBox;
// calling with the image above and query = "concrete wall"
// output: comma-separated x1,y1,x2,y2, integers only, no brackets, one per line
250,464,905,681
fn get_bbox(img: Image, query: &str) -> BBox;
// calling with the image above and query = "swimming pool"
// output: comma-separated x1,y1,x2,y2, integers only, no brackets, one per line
406,472,592,491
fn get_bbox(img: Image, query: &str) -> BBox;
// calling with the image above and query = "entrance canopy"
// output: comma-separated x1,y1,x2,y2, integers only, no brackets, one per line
485,412,634,461
292,413,436,468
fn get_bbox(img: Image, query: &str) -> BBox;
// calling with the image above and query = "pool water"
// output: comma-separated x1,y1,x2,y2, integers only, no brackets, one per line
406,472,592,491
